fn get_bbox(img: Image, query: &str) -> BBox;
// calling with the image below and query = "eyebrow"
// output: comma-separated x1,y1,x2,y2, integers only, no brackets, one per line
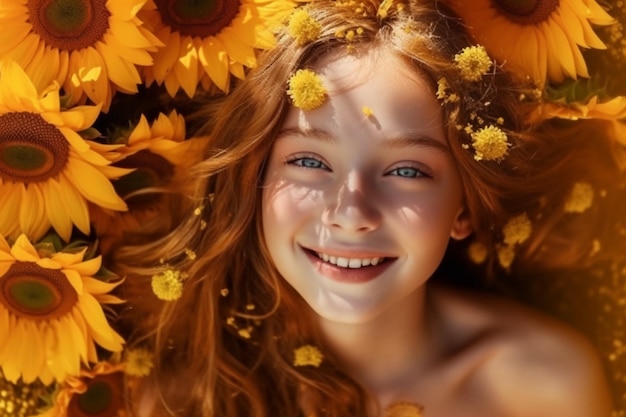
277,127,450,152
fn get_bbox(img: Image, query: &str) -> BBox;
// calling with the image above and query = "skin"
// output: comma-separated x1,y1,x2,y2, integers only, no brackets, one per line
262,49,613,417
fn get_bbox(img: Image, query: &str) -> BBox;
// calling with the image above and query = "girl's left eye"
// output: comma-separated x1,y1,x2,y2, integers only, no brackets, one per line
387,166,431,179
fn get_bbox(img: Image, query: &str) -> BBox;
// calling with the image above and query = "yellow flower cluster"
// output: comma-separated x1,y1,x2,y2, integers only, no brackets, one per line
470,125,509,161
502,213,532,246
151,269,185,301
454,45,493,82
287,69,327,110
288,9,322,46
497,213,532,269
293,345,324,367
564,181,595,213
124,348,154,377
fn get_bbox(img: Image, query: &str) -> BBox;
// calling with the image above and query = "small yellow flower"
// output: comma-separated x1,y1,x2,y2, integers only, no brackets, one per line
436,77,459,103
470,125,509,161
564,181,594,213
238,328,252,339
362,106,375,117
287,69,327,111
454,45,492,82
220,288,230,297
502,213,532,246
497,245,515,269
288,9,322,46
293,345,324,367
125,348,154,377
184,248,197,260
151,269,184,301
468,241,488,264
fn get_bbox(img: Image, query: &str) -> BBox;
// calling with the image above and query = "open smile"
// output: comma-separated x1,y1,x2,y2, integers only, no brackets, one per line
302,247,396,283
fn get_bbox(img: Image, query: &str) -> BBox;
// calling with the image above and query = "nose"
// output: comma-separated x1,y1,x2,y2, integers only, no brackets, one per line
321,172,381,233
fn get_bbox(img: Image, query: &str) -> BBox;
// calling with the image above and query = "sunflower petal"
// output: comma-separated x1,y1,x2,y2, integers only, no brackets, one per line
78,294,125,352
64,158,127,211
199,37,230,91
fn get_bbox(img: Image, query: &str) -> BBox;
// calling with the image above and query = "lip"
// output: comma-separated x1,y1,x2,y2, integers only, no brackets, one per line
301,246,396,284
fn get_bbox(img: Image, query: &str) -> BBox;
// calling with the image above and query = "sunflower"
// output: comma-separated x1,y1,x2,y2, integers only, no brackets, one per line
35,360,133,417
140,0,299,97
444,0,614,86
90,111,201,254
0,234,125,385
0,0,163,112
532,95,626,121
0,60,130,243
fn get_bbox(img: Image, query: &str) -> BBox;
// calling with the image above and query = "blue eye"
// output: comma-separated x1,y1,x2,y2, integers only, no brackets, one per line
288,156,329,170
388,166,430,178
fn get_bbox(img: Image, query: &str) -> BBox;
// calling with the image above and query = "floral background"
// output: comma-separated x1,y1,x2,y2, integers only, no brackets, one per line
0,0,624,416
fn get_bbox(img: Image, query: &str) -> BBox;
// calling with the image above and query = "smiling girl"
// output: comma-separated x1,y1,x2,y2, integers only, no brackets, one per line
116,0,621,416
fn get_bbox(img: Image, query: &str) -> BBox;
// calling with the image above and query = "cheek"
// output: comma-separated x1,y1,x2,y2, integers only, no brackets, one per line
262,181,324,233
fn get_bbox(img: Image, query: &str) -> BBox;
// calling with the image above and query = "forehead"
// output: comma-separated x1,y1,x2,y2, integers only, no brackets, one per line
284,49,444,138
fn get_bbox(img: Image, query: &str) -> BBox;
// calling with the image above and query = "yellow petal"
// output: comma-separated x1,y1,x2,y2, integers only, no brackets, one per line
199,37,230,91
173,37,199,97
97,41,141,93
40,180,74,242
108,15,155,49
78,294,125,351
67,256,103,277
19,185,51,241
62,268,85,296
0,60,38,108
51,176,91,236
64,158,127,211
106,0,148,19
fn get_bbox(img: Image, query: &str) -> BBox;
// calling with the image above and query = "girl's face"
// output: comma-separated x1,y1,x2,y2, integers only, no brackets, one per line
261,50,471,324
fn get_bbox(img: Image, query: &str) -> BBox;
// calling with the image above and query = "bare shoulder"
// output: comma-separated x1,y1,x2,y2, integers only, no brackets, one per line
428,283,614,417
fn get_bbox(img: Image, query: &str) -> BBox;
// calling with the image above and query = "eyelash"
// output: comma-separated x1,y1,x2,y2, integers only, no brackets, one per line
286,155,329,170
286,155,432,179
387,166,432,179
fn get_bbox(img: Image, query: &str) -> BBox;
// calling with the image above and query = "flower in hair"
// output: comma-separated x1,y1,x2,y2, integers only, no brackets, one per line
436,78,459,103
293,345,324,367
444,0,614,86
287,69,327,110
496,245,515,269
454,45,492,82
151,268,184,301
468,241,488,264
503,213,532,246
564,181,594,213
470,125,509,161
288,8,322,46
125,348,154,377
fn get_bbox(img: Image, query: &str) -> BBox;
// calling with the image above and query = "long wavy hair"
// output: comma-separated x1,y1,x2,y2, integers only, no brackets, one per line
115,0,626,415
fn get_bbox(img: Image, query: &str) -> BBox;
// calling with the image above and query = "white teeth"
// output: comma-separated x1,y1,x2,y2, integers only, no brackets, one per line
337,257,349,267
348,258,361,268
316,252,383,269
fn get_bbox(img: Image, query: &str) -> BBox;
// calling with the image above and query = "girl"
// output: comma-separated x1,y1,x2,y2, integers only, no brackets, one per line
117,0,621,415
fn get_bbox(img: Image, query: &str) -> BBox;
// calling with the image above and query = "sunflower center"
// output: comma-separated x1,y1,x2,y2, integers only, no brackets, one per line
0,262,78,321
0,112,69,183
113,150,174,207
27,0,110,51
154,0,242,37
492,0,559,25
69,372,124,417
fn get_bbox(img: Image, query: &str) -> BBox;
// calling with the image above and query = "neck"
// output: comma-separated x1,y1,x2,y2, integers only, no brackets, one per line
318,287,434,400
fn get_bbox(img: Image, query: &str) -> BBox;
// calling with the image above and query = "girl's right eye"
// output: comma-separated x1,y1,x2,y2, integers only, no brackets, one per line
287,156,329,170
